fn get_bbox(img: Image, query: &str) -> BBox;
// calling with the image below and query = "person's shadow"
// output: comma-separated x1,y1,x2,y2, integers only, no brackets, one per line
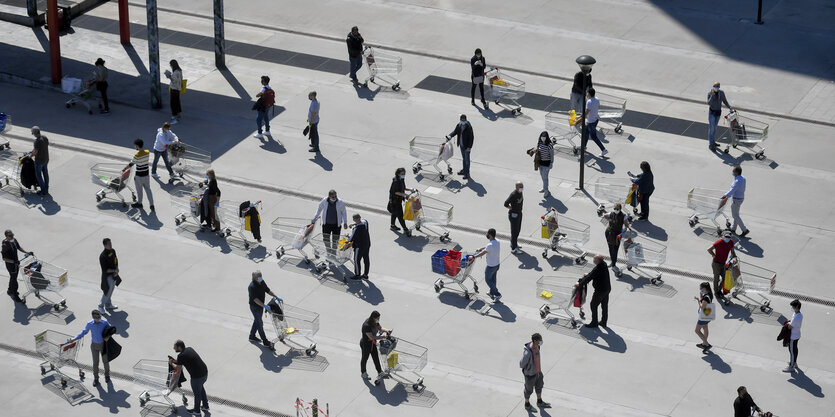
310,152,333,171
132,208,163,230
90,382,132,413
13,300,31,325
629,220,668,241
257,132,286,154
514,250,543,272
347,279,384,305
105,310,130,338
702,351,732,374
363,377,409,406
354,83,380,101
735,238,764,258
787,368,824,398
579,326,626,353
538,195,567,213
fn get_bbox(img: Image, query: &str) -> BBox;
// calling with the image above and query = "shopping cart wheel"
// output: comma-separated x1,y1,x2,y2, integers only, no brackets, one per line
61,379,67,388
615,269,623,277
65,103,71,108
40,366,45,375
439,174,445,181
494,100,499,105
541,250,548,259
626,265,632,271
473,283,478,293
434,284,440,293
95,195,102,202
579,310,586,319
393,83,400,91
182,395,188,405
53,304,60,311
575,256,586,265
463,291,470,300
570,319,577,328
412,166,419,174
688,219,696,227
756,152,765,160
139,398,146,407
724,147,730,154
79,370,84,380
615,124,623,134
374,378,381,386
572,147,579,156
413,383,423,392
447,166,453,174
726,220,732,228
278,334,285,342
244,242,250,249
132,193,137,202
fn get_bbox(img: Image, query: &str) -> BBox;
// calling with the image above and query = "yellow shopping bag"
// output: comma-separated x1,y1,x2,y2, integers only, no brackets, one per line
403,200,415,221
168,79,187,93
244,213,260,231
568,110,577,126
541,225,550,239
285,327,297,334
625,186,635,205
387,352,399,369
492,78,507,86
338,237,348,250
723,269,735,292
539,290,553,300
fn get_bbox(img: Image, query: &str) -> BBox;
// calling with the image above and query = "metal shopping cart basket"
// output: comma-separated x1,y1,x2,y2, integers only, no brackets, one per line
171,188,209,229
720,110,769,159
268,298,319,356
0,112,12,149
406,191,453,242
34,330,85,390
375,336,427,392
536,273,587,327
594,177,638,219
545,111,581,157
90,163,136,207
431,250,478,299
63,77,102,115
409,136,454,181
133,359,188,413
540,209,589,264
309,232,354,280
217,200,263,248
361,45,402,91
619,230,667,284
21,254,68,310
0,151,40,195
725,257,776,311
485,67,525,115
168,141,211,186
686,187,732,235
595,92,627,134
271,217,315,264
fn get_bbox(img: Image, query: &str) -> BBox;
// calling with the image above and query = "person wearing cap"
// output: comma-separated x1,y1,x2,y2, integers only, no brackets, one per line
447,114,474,180
707,230,736,300
30,126,49,196
2,230,31,303
519,333,551,412
707,82,732,151
94,58,110,114
346,26,365,84
71,309,112,386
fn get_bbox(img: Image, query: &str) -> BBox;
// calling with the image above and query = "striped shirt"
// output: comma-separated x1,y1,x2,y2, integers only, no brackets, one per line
537,142,553,162
131,149,150,177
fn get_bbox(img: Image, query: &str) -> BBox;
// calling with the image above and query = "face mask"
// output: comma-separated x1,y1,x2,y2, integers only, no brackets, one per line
476,54,482,58
329,197,337,202
400,175,406,180
256,276,263,283
205,175,209,180
459,121,467,127
518,187,523,192
613,209,620,214
537,340,543,347
713,86,719,91
540,136,548,142
93,318,101,323
700,290,706,295
723,238,730,243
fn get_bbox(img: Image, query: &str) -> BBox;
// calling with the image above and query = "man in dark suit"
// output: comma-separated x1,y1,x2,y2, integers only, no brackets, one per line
575,254,611,328
446,114,474,180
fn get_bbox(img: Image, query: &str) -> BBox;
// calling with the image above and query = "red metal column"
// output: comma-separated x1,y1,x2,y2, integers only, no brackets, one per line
47,0,61,83
118,0,130,44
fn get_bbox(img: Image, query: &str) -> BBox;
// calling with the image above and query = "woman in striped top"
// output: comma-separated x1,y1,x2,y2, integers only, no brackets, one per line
128,138,154,211
165,60,183,124
531,131,554,197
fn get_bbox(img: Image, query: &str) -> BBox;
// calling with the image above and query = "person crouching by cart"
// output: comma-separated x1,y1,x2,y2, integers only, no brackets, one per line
344,214,371,280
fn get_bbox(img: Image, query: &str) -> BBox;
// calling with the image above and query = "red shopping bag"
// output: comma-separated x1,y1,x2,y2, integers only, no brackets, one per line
444,249,462,276
573,285,585,307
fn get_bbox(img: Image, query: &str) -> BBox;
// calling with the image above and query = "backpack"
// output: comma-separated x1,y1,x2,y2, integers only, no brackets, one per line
262,88,275,107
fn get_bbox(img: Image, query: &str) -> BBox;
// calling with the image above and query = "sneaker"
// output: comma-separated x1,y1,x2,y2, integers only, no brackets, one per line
187,408,201,415
131,203,142,209
254,133,264,139
782,366,795,373
696,343,706,349
263,340,274,349
361,372,370,380
105,304,118,310
404,229,412,237
536,400,551,409
361,275,369,280
248,336,261,343
390,225,400,231
150,205,155,212
600,149,609,157
105,376,111,383
152,173,160,179
309,148,320,153
538,188,545,193
739,229,750,238
170,119,178,125
493,294,502,303
471,100,476,106
264,131,271,136
201,405,210,412
524,402,536,412
97,305,106,315
101,109,110,114
92,379,100,387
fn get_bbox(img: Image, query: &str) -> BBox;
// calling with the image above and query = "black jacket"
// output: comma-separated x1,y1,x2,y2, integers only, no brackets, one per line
347,32,364,57
572,71,592,94
448,122,474,150
733,394,759,417
578,262,611,293
633,171,655,195
102,325,122,362
471,55,486,79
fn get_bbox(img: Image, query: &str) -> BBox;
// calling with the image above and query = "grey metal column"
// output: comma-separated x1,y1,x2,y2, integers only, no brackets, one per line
26,0,36,17
214,0,225,68
146,0,161,108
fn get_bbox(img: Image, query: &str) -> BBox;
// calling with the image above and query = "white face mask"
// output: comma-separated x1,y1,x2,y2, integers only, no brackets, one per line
518,187,523,192
329,197,337,203
537,340,543,347
93,318,101,323
613,209,620,214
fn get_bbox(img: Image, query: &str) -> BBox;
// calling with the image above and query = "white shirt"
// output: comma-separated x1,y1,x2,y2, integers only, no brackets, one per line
308,100,320,124
586,97,600,123
484,239,500,267
789,311,803,340
153,128,178,152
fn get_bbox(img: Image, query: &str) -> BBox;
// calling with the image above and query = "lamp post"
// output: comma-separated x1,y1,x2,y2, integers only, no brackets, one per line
576,55,596,190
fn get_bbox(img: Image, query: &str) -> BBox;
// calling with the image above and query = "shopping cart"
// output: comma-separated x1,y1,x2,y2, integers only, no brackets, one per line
686,187,732,235
133,359,188,413
720,110,769,159
595,92,627,134
216,200,262,248
594,177,637,220
432,250,478,299
63,77,101,115
0,152,39,196
725,257,776,311
409,136,454,181
268,298,319,356
271,217,315,264
34,330,85,391
375,336,427,392
90,163,136,207
171,188,209,229
544,111,581,157
309,232,354,280
485,67,525,115
540,209,589,264
406,191,453,242
168,141,211,186
536,274,586,327
361,45,402,91
619,230,666,284
21,254,68,310
0,112,11,149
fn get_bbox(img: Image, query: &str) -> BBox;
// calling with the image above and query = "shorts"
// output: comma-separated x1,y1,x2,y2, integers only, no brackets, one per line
696,320,710,326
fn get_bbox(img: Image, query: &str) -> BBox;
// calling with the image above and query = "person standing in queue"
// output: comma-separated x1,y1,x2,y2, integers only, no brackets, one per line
360,310,392,381
388,167,415,237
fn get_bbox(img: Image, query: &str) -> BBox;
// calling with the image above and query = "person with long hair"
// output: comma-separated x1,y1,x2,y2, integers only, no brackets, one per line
359,310,392,381
470,48,487,109
205,169,221,231
628,161,654,220
388,167,415,236
694,282,714,353
165,60,183,124
528,131,554,197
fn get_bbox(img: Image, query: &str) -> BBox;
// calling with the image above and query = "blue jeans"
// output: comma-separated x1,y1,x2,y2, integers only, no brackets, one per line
708,112,720,147
538,163,551,192
190,375,208,409
585,121,605,152
34,161,49,194
309,122,320,150
484,264,501,297
570,92,583,115
152,149,173,175
249,304,267,341
256,109,270,134
349,56,363,81
461,149,471,176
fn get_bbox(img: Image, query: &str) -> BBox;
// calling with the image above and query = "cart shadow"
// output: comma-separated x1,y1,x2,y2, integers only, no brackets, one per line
513,250,544,272
787,368,825,398
139,402,182,417
734,238,764,258
583,154,615,174
719,301,786,326
309,152,333,171
545,254,590,272
364,379,439,408
553,145,581,163
259,345,329,373
354,82,380,101
615,272,677,298
30,302,77,325
629,220,668,241
716,148,779,170
701,351,732,374
174,224,233,254
41,374,94,405
538,193,568,213
579,326,627,353
438,292,517,322
394,232,454,253
131,208,164,230
542,317,586,340
256,131,286,154
414,172,457,191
